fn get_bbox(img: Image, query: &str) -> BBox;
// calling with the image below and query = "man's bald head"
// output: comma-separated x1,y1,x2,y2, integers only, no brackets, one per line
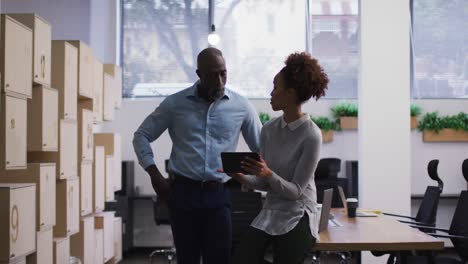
197,47,224,70
196,48,227,102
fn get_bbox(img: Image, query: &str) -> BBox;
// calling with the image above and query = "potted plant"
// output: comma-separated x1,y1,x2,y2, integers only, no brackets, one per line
259,112,271,125
310,116,337,143
331,102,358,130
410,104,422,129
418,112,468,142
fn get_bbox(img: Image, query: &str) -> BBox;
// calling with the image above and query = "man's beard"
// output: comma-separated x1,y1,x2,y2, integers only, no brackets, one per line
207,86,224,101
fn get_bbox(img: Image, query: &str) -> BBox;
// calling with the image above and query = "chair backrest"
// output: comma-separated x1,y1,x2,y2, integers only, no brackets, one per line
414,186,441,225
315,158,341,181
449,191,468,262
462,159,468,183
230,191,262,246
152,196,171,225
427,159,443,193
413,160,444,226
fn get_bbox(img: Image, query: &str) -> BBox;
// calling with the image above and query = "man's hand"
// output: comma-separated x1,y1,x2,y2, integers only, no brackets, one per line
217,169,245,182
241,155,273,178
145,165,171,201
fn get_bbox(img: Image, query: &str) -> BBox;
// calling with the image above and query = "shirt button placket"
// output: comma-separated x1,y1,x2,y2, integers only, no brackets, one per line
205,104,213,177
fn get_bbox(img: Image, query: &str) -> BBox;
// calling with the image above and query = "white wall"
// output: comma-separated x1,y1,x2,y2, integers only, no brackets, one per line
90,0,120,63
2,0,91,42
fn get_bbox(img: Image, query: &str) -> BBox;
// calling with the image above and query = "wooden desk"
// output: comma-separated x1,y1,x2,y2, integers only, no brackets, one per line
314,209,444,252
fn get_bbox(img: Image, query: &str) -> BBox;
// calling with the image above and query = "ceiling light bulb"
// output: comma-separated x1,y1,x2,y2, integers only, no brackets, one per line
208,24,220,46
208,32,220,46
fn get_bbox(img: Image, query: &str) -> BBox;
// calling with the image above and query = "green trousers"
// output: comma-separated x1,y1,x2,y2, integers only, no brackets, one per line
232,214,316,264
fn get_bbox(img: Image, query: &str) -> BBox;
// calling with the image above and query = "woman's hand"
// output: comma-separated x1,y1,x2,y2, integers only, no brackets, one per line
241,155,273,178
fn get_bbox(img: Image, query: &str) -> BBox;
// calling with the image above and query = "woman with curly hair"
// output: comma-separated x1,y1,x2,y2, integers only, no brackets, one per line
228,52,329,264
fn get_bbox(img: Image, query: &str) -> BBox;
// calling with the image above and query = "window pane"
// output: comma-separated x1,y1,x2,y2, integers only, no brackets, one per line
308,0,359,98
122,0,208,97
412,0,468,98
215,0,306,98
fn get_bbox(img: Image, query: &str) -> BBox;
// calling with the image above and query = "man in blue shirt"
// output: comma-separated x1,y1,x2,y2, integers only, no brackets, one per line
133,47,261,264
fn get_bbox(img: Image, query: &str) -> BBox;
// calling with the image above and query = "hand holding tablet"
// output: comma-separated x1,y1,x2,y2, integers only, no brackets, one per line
221,152,260,174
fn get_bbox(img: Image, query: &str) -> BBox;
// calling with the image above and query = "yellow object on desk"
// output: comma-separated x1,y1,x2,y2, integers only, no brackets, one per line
358,209,382,215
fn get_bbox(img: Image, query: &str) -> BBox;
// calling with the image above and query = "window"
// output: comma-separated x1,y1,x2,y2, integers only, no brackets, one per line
411,0,468,98
308,0,360,98
122,0,209,97
122,0,305,98
123,0,360,99
214,0,306,98
122,0,467,99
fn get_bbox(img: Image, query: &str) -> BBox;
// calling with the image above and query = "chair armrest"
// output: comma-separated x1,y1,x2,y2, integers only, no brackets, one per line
383,212,416,220
430,234,468,240
409,225,450,233
399,220,435,226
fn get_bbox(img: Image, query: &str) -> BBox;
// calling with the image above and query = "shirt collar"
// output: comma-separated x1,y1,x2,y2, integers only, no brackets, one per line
280,114,310,131
186,81,230,100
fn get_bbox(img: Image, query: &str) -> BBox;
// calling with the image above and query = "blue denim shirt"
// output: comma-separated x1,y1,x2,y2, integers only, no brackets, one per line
133,82,262,182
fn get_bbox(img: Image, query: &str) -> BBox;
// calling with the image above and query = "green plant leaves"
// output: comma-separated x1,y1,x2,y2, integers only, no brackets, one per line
330,103,422,117
331,102,358,118
310,115,338,131
418,112,468,133
410,104,422,117
259,112,271,125
259,107,466,134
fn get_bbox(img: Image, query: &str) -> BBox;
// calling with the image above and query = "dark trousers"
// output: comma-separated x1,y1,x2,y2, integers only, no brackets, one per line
232,214,316,264
168,179,232,264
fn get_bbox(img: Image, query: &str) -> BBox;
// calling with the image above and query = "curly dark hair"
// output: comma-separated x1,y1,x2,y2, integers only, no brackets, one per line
280,52,329,103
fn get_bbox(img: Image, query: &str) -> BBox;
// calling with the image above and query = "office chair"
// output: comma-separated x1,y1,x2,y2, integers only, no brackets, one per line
373,160,444,263
149,196,176,264
315,158,345,207
315,158,341,181
463,159,468,189
406,190,468,264
384,159,443,227
428,159,444,192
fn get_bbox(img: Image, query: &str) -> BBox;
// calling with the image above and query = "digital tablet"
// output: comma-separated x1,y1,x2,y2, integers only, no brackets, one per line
221,152,260,174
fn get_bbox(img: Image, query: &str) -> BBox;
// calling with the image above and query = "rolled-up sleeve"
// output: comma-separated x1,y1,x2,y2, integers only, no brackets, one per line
241,101,262,152
133,99,172,169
